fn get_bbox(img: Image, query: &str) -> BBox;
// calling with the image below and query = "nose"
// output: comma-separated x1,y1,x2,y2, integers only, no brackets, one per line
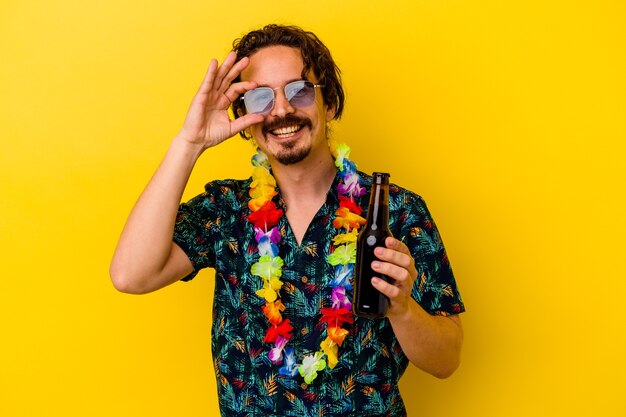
270,89,295,118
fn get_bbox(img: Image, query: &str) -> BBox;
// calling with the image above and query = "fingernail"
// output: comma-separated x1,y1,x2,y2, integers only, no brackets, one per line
372,261,381,269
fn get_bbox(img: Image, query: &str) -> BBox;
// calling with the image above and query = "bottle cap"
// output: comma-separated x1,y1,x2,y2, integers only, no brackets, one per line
372,172,390,184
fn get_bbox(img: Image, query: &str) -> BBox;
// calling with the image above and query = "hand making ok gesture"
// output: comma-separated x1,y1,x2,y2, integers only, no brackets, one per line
178,51,264,150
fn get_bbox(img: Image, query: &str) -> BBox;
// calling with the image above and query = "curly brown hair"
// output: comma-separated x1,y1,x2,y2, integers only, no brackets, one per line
230,24,345,138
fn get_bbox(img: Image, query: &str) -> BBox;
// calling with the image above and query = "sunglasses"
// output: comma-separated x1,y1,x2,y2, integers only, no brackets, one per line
241,80,323,115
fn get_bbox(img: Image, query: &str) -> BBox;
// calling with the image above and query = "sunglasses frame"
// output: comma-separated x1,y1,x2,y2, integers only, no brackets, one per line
240,80,323,115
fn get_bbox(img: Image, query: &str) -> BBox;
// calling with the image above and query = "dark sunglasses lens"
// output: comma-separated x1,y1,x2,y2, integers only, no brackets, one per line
244,88,274,114
286,81,316,107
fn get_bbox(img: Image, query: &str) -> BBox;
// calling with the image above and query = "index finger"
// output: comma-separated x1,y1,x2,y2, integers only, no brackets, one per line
373,237,417,277
196,58,219,95
217,54,251,93
384,237,411,255
214,51,239,91
196,52,239,96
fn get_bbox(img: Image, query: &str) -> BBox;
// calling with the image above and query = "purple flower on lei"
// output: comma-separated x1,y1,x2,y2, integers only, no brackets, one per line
338,172,366,198
332,286,352,310
255,227,281,244
269,335,289,364
255,227,281,257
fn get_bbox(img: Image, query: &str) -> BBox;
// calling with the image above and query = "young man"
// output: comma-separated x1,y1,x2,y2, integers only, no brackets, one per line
111,24,464,417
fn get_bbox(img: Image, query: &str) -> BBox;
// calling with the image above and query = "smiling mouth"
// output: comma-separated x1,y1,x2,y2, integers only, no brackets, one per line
270,125,304,138
262,115,312,139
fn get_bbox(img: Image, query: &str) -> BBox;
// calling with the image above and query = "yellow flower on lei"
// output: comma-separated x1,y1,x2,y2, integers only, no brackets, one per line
320,337,339,369
332,229,359,245
248,166,278,211
249,183,277,200
255,276,284,302
250,166,276,188
249,166,278,210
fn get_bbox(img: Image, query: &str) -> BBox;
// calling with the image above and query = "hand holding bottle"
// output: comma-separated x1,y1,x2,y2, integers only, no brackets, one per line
369,237,418,319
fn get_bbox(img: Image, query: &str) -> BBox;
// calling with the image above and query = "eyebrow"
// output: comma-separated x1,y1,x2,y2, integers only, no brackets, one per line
255,78,307,88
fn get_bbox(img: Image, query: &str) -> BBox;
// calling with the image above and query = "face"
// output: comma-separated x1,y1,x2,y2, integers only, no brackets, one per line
240,46,335,166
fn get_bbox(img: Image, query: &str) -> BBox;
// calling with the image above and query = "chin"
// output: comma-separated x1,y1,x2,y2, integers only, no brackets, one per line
275,146,311,165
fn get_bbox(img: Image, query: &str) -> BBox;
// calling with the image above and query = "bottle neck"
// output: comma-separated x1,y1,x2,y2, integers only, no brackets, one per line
366,182,390,229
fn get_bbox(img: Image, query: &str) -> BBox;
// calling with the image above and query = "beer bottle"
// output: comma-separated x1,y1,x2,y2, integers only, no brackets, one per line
354,172,393,318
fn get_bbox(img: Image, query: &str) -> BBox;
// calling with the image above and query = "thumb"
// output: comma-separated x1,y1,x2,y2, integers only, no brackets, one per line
230,113,264,136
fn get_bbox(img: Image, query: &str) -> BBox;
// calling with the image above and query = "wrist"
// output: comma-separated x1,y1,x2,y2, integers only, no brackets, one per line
386,298,418,324
171,133,206,161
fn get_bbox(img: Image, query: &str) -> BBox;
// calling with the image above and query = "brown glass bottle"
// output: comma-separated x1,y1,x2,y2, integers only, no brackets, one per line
353,172,393,318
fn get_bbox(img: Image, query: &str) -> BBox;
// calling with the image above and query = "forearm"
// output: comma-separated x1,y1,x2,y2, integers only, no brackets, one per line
387,299,463,379
110,53,264,293
110,135,203,293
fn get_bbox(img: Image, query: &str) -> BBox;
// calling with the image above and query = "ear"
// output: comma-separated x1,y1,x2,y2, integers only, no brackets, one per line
235,106,252,138
326,105,336,122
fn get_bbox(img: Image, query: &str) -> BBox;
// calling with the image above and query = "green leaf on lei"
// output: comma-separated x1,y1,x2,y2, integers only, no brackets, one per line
327,242,357,266
298,351,327,384
251,255,284,279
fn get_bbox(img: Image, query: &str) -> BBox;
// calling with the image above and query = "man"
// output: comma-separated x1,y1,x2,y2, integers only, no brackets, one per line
111,24,464,417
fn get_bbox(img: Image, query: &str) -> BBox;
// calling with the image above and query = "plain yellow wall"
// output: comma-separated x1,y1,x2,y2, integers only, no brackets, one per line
1,0,625,416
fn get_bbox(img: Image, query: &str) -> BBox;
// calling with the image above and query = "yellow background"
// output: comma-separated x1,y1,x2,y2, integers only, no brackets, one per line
1,0,625,415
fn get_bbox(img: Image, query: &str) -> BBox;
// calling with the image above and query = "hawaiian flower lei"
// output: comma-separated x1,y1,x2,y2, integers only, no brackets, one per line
247,141,366,384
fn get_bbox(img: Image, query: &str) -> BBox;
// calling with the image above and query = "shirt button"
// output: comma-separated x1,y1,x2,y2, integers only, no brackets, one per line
301,383,308,390
301,276,308,283
300,327,309,335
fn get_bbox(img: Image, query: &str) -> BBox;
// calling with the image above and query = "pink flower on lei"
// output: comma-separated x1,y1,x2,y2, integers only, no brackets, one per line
331,286,352,310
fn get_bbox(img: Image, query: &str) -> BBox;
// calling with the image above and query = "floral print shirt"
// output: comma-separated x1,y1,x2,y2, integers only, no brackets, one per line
173,171,464,417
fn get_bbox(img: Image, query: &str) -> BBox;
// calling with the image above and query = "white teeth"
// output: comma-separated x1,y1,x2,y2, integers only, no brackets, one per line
271,125,300,136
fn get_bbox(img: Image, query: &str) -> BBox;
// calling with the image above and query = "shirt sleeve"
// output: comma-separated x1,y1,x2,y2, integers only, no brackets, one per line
394,191,465,316
172,191,218,281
